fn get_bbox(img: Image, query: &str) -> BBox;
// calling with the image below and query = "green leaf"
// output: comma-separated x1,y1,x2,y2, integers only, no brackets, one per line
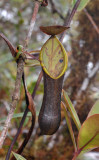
87,100,99,118
72,0,90,11
62,102,77,151
77,114,99,151
12,152,27,160
62,90,81,130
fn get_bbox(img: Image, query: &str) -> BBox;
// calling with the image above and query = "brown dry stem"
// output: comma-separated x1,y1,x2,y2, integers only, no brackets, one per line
0,57,24,148
84,8,99,34
25,1,40,47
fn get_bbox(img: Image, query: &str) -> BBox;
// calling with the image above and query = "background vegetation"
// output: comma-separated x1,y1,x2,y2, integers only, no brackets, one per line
0,0,99,159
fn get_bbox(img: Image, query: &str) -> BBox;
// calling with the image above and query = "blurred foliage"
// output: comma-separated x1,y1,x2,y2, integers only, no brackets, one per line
0,0,99,159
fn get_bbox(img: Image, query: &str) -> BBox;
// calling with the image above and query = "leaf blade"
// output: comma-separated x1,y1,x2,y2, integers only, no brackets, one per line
62,90,81,130
77,114,99,151
61,101,77,151
12,152,27,160
72,0,90,11
87,100,99,118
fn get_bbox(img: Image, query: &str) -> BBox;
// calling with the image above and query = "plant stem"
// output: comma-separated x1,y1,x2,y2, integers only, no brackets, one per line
11,115,35,159
84,8,99,34
25,1,40,47
32,71,43,98
5,2,41,158
5,1,41,158
10,71,43,160
0,57,24,149
49,0,64,20
60,0,81,42
5,107,29,160
72,151,79,160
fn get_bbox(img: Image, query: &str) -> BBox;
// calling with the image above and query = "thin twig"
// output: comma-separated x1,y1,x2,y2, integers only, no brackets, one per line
10,71,43,160
0,57,24,148
5,1,41,157
49,0,64,20
5,108,28,160
17,71,43,151
5,72,29,160
24,1,40,47
10,1,43,154
6,65,42,160
32,71,43,98
60,0,81,42
12,116,35,159
0,0,40,153
84,8,99,34
6,69,42,160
